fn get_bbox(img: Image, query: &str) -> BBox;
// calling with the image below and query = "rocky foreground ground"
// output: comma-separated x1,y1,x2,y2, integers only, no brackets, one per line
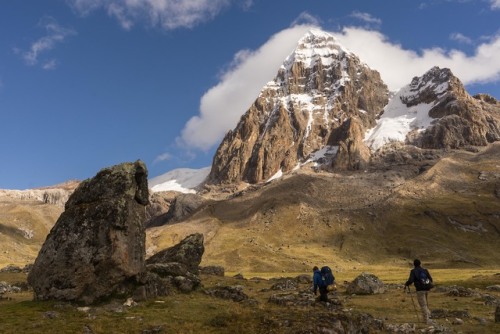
1,264,499,333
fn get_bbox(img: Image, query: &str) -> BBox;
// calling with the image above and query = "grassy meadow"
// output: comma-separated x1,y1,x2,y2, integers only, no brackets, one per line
1,266,499,333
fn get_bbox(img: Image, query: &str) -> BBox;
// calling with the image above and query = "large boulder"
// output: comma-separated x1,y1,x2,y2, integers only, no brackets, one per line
137,233,205,297
146,233,204,274
346,272,386,295
27,161,149,304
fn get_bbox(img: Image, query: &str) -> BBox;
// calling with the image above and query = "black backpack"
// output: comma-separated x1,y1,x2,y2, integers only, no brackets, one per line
417,268,433,290
320,266,335,290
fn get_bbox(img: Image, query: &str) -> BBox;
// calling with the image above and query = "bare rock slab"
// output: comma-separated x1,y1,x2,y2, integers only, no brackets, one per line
28,161,149,304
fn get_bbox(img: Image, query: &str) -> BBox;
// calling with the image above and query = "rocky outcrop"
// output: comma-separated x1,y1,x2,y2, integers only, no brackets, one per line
145,193,206,228
133,233,204,298
0,188,73,207
146,233,204,274
415,68,500,149
366,67,500,152
332,117,371,170
208,29,388,184
346,273,385,295
27,161,149,304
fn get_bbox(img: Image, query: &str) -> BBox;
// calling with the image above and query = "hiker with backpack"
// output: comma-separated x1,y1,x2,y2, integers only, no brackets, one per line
405,259,434,324
312,265,336,302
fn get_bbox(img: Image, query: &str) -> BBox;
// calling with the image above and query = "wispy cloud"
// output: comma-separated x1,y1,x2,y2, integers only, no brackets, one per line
176,25,500,153
450,32,473,44
350,11,382,26
42,59,57,70
491,0,500,9
16,17,76,69
67,0,247,30
153,152,173,164
176,24,314,151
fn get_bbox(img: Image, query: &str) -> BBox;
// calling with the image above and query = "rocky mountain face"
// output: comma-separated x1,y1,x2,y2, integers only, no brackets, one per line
208,30,500,186
415,71,500,148
208,29,389,184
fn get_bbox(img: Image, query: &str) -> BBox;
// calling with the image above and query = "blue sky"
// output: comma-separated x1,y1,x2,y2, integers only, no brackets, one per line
1,0,499,189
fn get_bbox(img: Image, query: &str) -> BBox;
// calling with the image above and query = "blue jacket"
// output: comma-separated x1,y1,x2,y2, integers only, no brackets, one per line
313,269,322,293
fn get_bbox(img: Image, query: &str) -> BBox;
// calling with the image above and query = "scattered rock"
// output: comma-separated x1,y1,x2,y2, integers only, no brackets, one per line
431,309,470,319
43,311,59,319
200,265,225,276
0,265,22,273
27,161,149,304
495,305,500,323
123,297,137,307
268,292,315,307
385,323,416,333
452,318,464,325
270,279,298,291
486,285,500,292
295,274,312,284
446,286,479,298
346,272,385,295
204,286,249,302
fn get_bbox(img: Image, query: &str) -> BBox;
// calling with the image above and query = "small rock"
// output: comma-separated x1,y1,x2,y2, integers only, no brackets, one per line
452,318,464,325
43,311,59,319
123,298,137,307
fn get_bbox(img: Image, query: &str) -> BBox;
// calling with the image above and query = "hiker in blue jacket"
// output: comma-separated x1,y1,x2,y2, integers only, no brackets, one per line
312,266,328,302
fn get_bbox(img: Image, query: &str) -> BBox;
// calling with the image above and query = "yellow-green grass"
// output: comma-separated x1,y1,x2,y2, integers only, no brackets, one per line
1,268,499,333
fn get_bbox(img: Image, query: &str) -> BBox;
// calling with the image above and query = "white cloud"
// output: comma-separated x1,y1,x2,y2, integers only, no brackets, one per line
18,17,76,67
334,27,500,90
177,25,500,153
491,0,500,9
176,24,314,151
450,32,473,45
350,11,382,25
67,0,240,30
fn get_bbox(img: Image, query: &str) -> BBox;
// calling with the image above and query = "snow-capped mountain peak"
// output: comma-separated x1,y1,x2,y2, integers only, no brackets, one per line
282,29,352,70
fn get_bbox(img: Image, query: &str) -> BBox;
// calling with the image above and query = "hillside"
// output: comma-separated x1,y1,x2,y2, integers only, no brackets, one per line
146,143,500,274
0,197,63,268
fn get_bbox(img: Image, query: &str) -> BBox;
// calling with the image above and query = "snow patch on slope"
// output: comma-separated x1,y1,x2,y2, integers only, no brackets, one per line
149,167,210,193
364,72,450,150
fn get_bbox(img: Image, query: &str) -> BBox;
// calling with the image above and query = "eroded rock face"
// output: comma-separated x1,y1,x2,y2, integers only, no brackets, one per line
208,29,388,185
408,67,500,149
145,193,206,228
146,233,204,274
27,161,149,304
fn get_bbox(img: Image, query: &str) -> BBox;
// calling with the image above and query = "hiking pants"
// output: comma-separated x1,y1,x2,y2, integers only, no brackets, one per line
319,287,328,302
416,290,430,323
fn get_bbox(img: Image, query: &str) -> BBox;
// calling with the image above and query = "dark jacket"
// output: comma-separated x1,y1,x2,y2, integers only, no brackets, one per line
313,269,322,294
405,266,433,291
